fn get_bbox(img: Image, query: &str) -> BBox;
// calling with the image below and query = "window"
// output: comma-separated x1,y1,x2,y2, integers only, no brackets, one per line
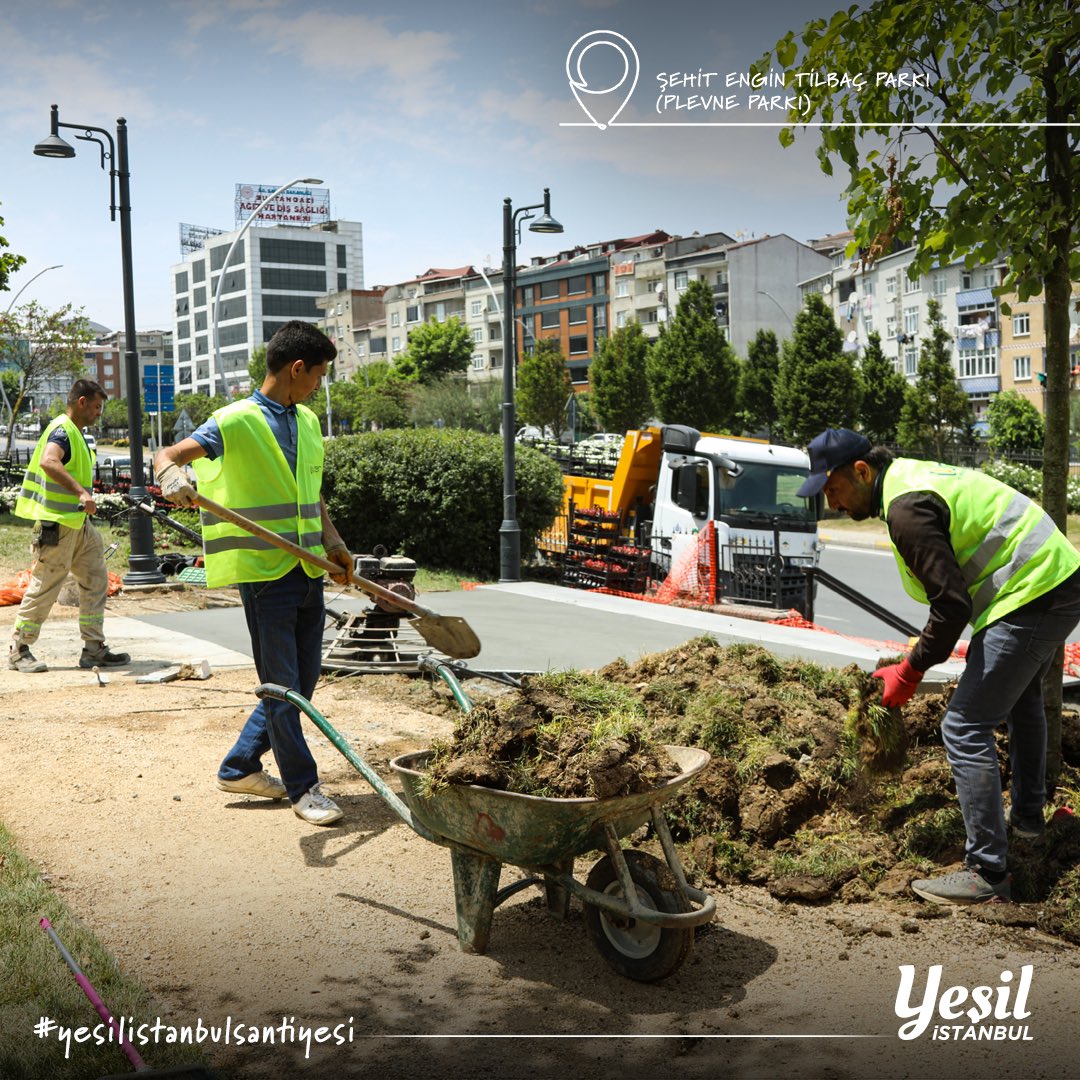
593,305,606,329
674,271,689,290
357,344,365,357
105,380,114,389
337,245,347,269
259,237,324,265
568,306,587,325
567,275,587,295
716,269,729,288
903,307,919,335
904,347,918,376
885,315,897,339
193,287,206,308
471,354,484,371
863,314,873,336
1014,355,1032,381
104,365,113,375
569,335,588,354
489,325,501,341
962,271,973,289
472,328,483,343
593,272,607,293
615,279,630,298
391,312,401,327
932,271,947,296
262,294,319,317
336,303,343,316
261,267,326,291
903,272,920,294
175,271,188,294
539,280,559,300
980,268,995,288
471,300,482,316
616,310,628,328
392,336,402,352
192,260,205,284
862,279,875,296
1013,312,1031,336
886,275,896,295
210,241,243,272
958,347,997,378
406,306,420,323
540,310,560,329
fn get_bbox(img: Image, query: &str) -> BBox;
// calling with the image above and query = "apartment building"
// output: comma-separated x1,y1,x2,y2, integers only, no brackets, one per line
315,288,387,381
809,247,1003,426
94,329,174,400
997,287,1080,415
170,218,363,396
664,233,827,359
463,268,504,382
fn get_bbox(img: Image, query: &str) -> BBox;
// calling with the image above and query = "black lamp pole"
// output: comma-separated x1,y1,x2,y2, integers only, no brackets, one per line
35,104,164,584
500,188,563,582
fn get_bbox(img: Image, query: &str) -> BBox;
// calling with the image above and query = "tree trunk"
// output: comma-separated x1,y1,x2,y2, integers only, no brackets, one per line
1040,57,1072,791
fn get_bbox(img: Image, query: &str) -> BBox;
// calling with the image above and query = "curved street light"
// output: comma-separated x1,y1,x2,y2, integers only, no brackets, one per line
1,264,63,432
33,103,164,584
212,176,323,397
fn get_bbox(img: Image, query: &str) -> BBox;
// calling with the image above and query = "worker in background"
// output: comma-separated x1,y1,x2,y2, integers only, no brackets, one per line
9,379,129,674
798,428,1080,905
153,321,352,827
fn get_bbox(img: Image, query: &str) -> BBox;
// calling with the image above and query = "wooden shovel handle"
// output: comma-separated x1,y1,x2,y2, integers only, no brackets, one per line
192,492,429,617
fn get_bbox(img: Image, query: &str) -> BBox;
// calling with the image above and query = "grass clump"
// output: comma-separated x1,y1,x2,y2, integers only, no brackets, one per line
422,671,678,800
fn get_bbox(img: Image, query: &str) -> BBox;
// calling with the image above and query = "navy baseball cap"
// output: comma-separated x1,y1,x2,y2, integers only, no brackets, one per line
796,428,872,497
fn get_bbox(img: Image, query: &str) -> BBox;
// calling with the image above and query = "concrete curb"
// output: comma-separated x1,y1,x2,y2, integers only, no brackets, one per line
818,529,893,551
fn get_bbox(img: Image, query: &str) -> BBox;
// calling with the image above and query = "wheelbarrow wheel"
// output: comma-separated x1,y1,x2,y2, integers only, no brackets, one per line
584,850,693,981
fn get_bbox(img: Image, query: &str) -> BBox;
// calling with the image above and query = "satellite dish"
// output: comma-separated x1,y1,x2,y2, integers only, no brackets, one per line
822,281,833,294
846,330,858,343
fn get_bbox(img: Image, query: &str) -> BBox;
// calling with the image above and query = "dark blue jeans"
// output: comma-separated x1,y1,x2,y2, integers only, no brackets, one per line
942,572,1080,874
218,564,325,803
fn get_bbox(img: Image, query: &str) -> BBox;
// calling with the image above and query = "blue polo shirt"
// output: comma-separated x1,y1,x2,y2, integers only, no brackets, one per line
190,390,299,475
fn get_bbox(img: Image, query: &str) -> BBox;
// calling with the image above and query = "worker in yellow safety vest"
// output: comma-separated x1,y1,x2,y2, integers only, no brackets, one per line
154,322,353,827
798,429,1080,906
9,378,130,674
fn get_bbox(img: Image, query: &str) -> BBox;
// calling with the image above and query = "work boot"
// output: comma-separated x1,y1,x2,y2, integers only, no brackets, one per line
293,783,343,826
9,644,47,673
78,646,130,669
1008,810,1045,841
217,770,288,800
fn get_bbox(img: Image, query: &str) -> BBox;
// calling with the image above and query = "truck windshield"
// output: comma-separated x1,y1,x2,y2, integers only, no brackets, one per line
714,462,816,523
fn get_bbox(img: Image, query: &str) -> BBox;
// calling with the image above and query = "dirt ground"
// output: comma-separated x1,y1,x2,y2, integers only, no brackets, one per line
1,584,1079,1079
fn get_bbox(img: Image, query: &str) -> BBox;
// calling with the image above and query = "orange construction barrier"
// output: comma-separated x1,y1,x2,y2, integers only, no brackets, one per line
0,568,123,607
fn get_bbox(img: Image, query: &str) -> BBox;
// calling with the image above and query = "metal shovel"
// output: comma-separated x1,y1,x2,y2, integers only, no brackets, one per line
192,493,481,659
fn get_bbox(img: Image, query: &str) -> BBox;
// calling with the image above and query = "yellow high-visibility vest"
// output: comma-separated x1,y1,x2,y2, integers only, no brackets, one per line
15,415,94,529
192,400,325,587
883,458,1080,633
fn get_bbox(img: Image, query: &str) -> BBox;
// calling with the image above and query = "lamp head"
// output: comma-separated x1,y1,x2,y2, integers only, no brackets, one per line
528,213,563,234
34,134,76,159
35,104,76,159
301,178,323,185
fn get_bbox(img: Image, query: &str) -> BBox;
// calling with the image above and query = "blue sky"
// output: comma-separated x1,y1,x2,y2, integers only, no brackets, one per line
0,0,862,330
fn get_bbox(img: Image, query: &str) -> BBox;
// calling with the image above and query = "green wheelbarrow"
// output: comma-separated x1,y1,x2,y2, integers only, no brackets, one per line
256,676,716,982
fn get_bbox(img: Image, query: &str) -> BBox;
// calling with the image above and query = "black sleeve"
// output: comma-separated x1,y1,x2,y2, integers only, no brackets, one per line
886,490,972,671
46,428,72,466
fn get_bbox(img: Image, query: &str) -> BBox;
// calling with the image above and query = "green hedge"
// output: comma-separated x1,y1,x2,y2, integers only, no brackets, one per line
322,429,565,576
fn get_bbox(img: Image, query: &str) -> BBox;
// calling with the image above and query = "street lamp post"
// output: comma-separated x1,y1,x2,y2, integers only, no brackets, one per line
34,104,164,584
500,189,563,582
213,176,322,398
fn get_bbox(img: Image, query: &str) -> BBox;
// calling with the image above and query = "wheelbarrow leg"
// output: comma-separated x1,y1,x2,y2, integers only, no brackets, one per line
543,858,574,919
450,848,502,954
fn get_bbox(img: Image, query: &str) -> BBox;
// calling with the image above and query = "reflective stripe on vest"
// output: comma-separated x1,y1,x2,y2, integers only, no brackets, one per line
190,399,325,588
14,415,94,529
882,458,1080,633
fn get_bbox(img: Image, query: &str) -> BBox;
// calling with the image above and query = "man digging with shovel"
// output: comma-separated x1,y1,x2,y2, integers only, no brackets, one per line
799,428,1080,905
154,321,353,827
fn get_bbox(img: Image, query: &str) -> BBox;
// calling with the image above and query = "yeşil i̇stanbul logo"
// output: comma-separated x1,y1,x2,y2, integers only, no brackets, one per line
895,964,1033,1042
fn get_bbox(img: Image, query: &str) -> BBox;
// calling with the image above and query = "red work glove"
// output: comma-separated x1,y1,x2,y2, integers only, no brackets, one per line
872,657,924,708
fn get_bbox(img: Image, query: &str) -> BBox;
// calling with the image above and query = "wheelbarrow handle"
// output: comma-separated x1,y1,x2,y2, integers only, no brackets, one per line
255,683,443,845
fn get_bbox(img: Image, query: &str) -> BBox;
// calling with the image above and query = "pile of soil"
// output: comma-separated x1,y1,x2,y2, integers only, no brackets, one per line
421,638,1080,944
423,671,678,799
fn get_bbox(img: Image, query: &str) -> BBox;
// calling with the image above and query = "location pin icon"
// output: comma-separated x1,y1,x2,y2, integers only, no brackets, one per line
566,31,640,130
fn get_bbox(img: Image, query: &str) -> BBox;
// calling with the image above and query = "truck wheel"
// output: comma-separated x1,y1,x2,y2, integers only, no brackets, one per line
584,850,694,981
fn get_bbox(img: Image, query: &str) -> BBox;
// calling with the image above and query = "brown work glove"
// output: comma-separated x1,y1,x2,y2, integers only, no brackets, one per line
324,542,353,585
156,462,198,507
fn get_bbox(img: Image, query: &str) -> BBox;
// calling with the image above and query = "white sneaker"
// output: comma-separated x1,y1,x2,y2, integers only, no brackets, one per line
217,770,287,800
293,783,343,825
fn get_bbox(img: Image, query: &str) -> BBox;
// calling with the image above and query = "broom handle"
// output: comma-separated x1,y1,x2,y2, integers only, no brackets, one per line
40,917,148,1071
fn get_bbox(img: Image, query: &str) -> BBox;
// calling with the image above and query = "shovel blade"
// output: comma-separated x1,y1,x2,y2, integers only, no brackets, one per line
414,613,481,659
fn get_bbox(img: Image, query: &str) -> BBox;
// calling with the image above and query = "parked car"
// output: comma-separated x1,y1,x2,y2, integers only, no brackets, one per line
580,432,624,446
83,431,97,452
